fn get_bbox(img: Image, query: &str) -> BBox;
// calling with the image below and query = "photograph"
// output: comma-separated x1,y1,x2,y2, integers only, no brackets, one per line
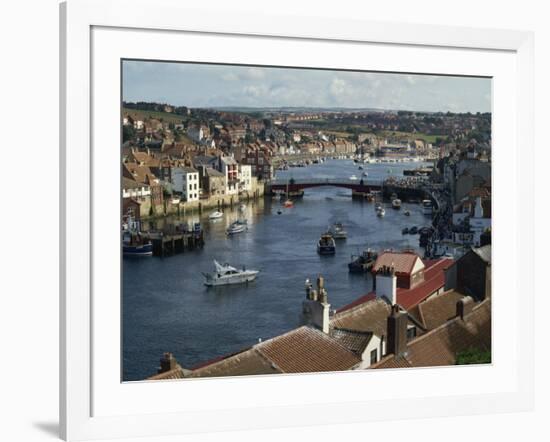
121,60,492,382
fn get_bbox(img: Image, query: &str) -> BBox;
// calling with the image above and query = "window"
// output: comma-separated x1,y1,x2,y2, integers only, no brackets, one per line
407,326,417,340
370,349,378,365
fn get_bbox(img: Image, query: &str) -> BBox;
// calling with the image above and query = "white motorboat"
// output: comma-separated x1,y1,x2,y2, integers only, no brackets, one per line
377,207,386,217
226,221,247,235
391,199,402,210
203,260,259,286
422,199,433,215
349,175,358,181
209,210,224,220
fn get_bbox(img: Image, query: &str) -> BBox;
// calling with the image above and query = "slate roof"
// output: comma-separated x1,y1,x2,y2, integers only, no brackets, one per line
372,299,491,369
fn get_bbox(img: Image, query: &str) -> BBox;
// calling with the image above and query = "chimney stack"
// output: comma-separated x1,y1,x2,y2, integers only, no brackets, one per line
158,352,177,374
456,296,474,320
387,305,408,357
376,265,397,305
302,275,331,334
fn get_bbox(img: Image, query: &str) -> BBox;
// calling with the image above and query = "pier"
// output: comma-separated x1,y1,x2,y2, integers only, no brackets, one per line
141,228,204,257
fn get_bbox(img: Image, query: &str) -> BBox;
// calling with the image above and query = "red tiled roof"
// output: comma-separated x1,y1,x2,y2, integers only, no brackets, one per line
336,292,377,313
396,258,453,310
372,252,423,275
257,326,361,373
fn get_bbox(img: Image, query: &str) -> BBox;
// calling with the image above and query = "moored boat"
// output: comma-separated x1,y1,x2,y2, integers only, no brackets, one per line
404,210,411,216
226,221,247,235
122,211,152,257
349,174,358,180
348,249,378,273
402,227,409,235
209,210,224,220
329,222,347,239
392,199,402,210
202,260,259,286
317,233,336,255
376,207,386,217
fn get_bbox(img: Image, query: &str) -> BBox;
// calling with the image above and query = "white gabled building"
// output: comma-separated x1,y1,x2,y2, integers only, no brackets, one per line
172,167,200,202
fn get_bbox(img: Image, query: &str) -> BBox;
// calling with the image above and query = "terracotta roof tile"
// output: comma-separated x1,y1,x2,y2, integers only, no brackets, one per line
330,298,391,337
372,299,491,369
416,290,466,330
256,326,361,373
373,252,424,275
189,348,281,378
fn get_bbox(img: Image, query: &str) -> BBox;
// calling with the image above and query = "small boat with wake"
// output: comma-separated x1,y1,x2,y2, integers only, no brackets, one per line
226,220,247,235
348,249,378,273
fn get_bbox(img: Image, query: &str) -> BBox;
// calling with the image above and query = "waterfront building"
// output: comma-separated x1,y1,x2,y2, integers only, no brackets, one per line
238,164,252,194
218,155,239,195
199,166,226,198
171,166,199,202
122,162,164,214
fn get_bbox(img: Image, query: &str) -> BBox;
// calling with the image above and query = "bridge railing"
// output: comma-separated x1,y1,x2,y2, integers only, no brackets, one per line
269,177,383,187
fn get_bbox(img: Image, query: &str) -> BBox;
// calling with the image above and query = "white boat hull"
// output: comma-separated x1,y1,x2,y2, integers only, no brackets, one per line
204,271,259,286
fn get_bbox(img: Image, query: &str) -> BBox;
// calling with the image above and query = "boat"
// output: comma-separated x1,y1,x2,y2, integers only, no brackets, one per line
283,199,294,208
202,260,259,286
122,212,152,257
402,227,409,235
409,226,418,234
422,199,433,215
277,209,282,215
348,249,378,273
404,210,411,216
239,203,246,212
317,233,336,255
375,202,382,211
209,210,224,220
362,171,368,177
391,199,402,210
329,222,347,239
226,221,247,235
358,165,364,170
349,175,358,180
376,207,386,217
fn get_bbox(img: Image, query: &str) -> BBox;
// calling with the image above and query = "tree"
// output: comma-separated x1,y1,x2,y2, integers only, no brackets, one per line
122,125,136,142
456,348,491,365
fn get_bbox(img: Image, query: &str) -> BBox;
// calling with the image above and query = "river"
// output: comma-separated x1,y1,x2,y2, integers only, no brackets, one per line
122,159,432,381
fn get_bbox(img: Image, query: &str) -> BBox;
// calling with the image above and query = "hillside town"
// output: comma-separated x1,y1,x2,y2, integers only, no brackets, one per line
120,100,492,380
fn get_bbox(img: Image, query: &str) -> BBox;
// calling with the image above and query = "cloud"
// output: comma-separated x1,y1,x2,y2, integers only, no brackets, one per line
123,61,492,112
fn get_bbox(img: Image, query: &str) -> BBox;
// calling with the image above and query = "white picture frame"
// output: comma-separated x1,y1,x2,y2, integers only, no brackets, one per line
60,0,534,440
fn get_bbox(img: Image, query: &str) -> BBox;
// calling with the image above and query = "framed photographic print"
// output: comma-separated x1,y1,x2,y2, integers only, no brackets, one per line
60,0,534,440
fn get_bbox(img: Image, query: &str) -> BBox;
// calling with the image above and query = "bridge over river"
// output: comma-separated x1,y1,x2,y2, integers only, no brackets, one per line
267,177,432,202
268,177,383,195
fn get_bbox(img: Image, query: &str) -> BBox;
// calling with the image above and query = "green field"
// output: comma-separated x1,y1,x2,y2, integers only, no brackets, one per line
122,107,187,124
377,130,445,144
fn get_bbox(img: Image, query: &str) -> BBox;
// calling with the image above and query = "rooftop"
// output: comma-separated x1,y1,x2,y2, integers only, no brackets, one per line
372,298,491,369
372,251,424,275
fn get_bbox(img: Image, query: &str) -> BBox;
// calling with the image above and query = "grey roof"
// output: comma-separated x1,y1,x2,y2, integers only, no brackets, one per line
473,245,491,264
193,155,218,167
204,167,225,178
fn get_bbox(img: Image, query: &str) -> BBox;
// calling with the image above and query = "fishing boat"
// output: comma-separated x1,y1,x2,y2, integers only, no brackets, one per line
226,221,247,235
209,210,224,220
348,249,378,273
122,211,152,257
202,260,259,286
317,233,336,255
329,222,347,239
392,198,402,210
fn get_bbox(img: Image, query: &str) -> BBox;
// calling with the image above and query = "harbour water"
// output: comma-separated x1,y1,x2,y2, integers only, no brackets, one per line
122,159,432,381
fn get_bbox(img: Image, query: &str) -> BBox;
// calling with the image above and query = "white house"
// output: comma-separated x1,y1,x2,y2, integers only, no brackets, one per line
122,177,151,200
187,125,204,143
238,164,252,193
172,167,200,202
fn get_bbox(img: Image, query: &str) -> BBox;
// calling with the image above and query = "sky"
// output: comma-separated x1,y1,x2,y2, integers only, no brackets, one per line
122,60,491,113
